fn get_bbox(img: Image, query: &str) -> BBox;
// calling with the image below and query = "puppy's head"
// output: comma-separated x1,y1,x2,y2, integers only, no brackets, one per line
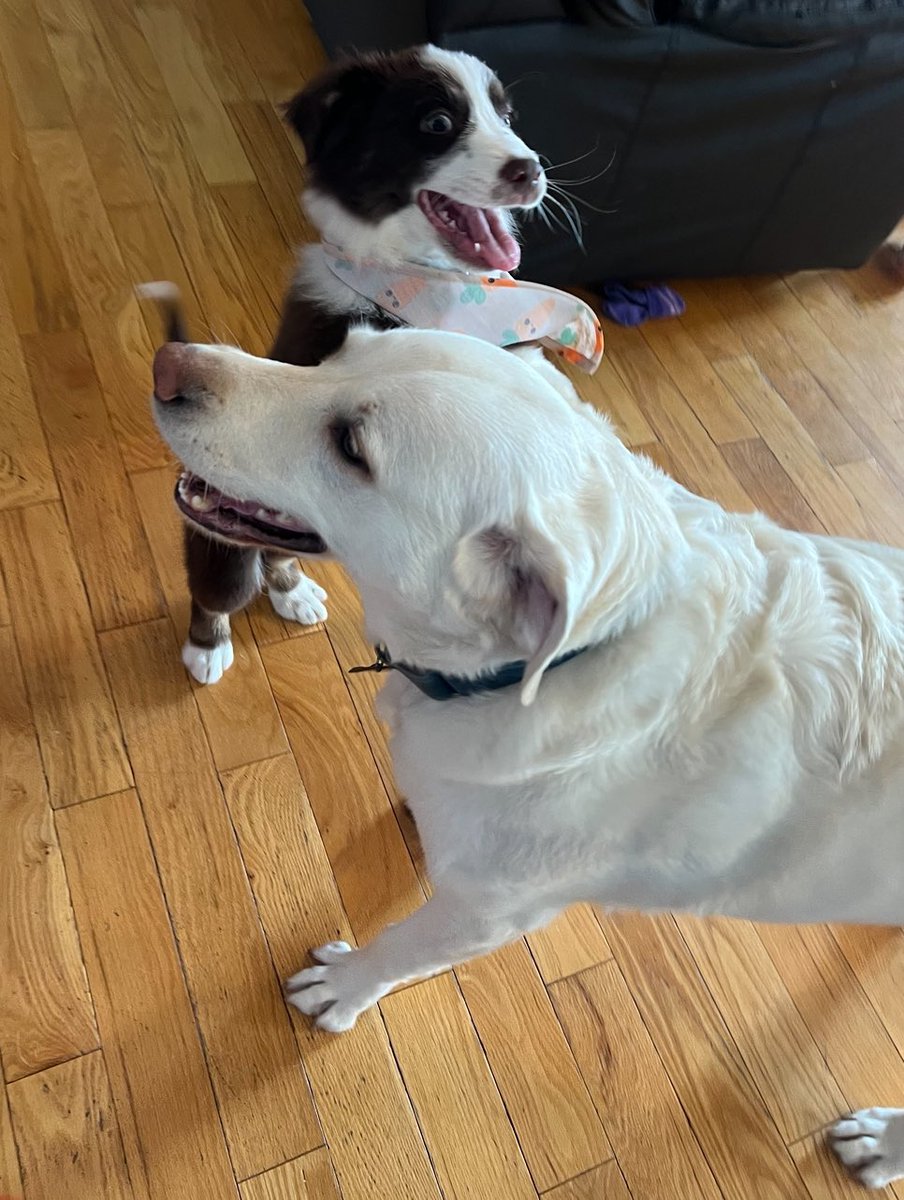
153,329,668,703
284,46,546,273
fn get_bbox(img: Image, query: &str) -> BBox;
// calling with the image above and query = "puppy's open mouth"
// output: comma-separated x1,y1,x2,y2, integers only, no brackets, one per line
175,473,327,554
417,190,520,272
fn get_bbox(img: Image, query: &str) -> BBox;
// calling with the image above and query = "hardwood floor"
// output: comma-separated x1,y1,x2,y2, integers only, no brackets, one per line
1,2,903,1196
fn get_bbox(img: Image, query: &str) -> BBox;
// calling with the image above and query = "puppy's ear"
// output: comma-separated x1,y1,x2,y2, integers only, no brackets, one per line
454,524,578,707
282,58,375,162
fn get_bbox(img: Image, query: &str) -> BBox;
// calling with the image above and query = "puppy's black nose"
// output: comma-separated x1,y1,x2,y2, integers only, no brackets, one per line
153,342,192,403
500,157,542,187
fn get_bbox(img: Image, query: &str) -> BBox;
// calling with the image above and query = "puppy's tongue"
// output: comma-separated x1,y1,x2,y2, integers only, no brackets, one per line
418,191,521,272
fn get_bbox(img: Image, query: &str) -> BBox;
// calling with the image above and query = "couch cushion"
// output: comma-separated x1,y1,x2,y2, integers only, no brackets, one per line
675,0,904,44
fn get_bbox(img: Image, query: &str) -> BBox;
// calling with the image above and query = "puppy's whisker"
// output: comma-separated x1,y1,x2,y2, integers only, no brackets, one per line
547,146,618,188
544,192,585,250
547,183,619,217
539,138,601,174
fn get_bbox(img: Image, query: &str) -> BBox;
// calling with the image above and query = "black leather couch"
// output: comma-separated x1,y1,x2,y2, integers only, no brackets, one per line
303,0,904,287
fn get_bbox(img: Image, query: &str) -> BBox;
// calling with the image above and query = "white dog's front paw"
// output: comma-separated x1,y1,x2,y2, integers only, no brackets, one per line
284,942,378,1033
831,1108,904,1188
269,575,328,626
182,639,234,685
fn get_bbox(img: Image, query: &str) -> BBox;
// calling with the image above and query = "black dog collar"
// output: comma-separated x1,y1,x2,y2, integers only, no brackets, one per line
349,644,588,701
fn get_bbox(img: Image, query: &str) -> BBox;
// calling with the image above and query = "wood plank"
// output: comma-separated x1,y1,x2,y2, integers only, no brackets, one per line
677,916,846,1143
0,502,131,805
758,923,904,1114
241,1149,340,1200
551,961,721,1200
213,180,293,318
790,1134,877,1200
7,1051,132,1200
0,268,58,510
222,754,441,1200
714,355,870,539
526,905,612,984
132,115,272,354
24,330,165,629
130,465,287,770
836,459,904,545
382,973,538,1200
0,0,72,129
830,925,904,1062
609,342,753,512
601,912,805,1199
110,200,206,339
99,618,319,1180
544,1161,632,1200
262,631,423,942
227,101,310,248
0,70,78,334
720,438,823,534
0,1074,22,1197
457,939,609,1191
640,319,756,444
0,558,9,625
45,18,155,207
769,369,867,468
0,626,98,1081
27,126,167,471
81,0,176,129
137,5,255,186
561,355,655,448
56,788,235,1200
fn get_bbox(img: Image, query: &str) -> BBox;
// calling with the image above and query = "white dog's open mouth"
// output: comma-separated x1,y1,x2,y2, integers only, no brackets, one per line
417,190,520,272
175,472,327,554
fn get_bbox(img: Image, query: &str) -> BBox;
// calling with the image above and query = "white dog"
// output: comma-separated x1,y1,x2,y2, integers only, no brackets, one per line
152,323,904,1189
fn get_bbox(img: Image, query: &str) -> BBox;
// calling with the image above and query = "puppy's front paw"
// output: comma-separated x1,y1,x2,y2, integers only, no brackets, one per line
831,1108,904,1188
285,942,377,1033
269,575,328,626
182,639,234,685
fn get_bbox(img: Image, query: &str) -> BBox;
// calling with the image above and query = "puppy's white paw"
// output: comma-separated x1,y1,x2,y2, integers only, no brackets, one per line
285,941,377,1033
182,639,234,685
269,575,328,626
831,1108,904,1188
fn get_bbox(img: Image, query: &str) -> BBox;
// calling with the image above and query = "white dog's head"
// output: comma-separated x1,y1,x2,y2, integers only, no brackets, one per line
285,46,546,273
153,329,678,703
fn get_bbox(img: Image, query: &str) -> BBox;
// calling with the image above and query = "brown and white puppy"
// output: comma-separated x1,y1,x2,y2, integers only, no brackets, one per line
178,45,547,685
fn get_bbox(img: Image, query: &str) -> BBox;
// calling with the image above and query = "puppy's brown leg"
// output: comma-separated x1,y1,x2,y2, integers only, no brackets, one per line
182,526,262,683
263,552,328,627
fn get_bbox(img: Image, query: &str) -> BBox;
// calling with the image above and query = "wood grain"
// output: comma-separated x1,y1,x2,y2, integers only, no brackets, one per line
382,973,538,1200
0,267,58,510
263,631,423,942
600,913,806,1199
7,1052,132,1200
27,126,165,471
223,754,441,1200
544,1161,632,1200
99,618,319,1179
457,939,609,1190
0,502,131,805
552,961,721,1200
24,329,165,629
241,1149,340,1200
56,789,235,1200
527,905,612,984
0,1074,21,1197
0,626,98,1080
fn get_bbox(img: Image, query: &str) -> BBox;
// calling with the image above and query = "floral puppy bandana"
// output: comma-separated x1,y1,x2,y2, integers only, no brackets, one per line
320,243,604,373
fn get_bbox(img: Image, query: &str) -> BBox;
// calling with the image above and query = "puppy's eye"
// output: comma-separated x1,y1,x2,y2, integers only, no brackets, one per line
332,420,369,474
420,110,454,135
502,109,515,127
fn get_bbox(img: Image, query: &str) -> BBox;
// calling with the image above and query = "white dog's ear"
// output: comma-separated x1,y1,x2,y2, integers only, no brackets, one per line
454,523,577,706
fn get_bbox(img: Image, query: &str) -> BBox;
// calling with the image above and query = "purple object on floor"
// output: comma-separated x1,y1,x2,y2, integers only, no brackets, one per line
598,281,685,327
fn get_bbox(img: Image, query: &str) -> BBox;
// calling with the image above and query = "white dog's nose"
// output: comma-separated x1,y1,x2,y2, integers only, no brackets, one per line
153,342,192,403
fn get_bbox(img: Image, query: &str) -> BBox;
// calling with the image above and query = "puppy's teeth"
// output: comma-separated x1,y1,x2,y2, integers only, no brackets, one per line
190,494,210,512
276,511,291,523
256,507,269,520
474,242,481,251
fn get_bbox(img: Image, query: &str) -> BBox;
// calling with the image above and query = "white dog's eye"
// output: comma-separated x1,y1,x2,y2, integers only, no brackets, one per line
420,110,454,135
332,420,370,475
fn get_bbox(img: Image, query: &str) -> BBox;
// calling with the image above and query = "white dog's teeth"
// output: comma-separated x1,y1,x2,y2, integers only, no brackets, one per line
276,511,291,523
255,507,270,520
474,242,481,251
190,494,211,512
